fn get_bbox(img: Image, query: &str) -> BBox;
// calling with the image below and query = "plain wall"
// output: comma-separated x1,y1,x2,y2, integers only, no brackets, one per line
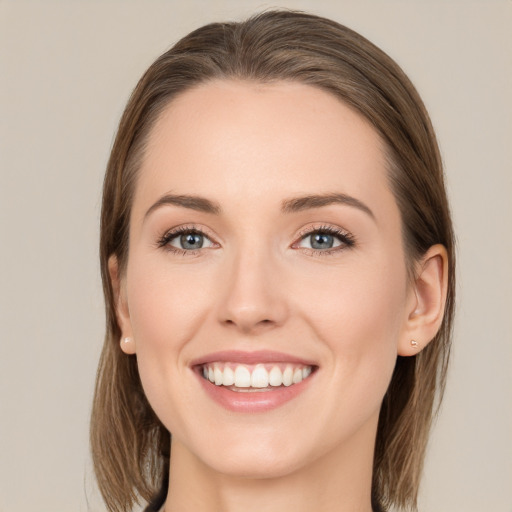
1,1,511,511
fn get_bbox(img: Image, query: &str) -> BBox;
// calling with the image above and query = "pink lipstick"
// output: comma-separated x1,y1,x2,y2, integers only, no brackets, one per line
191,350,318,413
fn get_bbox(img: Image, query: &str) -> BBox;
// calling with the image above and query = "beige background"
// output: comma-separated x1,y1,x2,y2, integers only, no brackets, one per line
1,1,511,511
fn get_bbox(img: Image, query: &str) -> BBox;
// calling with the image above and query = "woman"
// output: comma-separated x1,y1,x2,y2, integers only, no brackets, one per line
90,10,455,512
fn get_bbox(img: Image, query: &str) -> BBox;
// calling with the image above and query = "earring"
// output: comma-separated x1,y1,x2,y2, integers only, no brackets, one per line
410,340,419,349
120,336,135,354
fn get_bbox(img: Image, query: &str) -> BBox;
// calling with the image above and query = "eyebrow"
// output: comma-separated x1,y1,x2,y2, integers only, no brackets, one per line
281,193,375,219
144,193,221,220
144,192,374,220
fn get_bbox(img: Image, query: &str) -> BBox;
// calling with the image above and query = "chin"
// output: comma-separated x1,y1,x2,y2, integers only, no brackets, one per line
179,425,313,480
203,449,307,480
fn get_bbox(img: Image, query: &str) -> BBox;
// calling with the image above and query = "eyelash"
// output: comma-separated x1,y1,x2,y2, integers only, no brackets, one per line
157,225,216,256
293,225,356,256
157,224,356,256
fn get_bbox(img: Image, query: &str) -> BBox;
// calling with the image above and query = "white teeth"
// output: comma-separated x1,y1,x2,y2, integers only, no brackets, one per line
214,365,223,385
202,362,314,389
251,365,269,388
282,366,293,387
292,368,303,384
269,366,283,387
223,366,235,386
234,366,251,388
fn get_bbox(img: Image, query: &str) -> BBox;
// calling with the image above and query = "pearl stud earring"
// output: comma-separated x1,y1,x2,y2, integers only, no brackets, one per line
120,336,136,354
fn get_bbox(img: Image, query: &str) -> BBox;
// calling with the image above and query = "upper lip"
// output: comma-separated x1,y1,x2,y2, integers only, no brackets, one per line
190,350,317,367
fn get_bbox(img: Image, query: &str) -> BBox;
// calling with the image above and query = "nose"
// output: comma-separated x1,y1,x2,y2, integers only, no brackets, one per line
217,247,289,335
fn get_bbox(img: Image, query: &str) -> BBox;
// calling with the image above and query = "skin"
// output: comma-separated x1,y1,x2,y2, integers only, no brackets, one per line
110,80,448,512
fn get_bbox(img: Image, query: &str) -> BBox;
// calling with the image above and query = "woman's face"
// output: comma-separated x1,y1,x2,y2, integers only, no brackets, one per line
116,80,417,478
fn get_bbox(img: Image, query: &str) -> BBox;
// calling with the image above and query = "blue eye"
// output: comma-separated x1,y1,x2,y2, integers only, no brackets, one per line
296,227,354,252
176,233,205,250
308,233,338,250
160,229,215,252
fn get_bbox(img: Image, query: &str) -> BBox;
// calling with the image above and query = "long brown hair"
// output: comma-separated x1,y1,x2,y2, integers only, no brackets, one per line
90,10,455,512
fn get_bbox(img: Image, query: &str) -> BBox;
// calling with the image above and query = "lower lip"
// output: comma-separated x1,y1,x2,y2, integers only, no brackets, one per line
195,370,315,413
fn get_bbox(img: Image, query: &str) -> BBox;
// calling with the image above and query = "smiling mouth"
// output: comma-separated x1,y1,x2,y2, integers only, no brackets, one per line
199,362,316,392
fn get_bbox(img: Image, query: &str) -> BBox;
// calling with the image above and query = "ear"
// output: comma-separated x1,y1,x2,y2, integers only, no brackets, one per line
108,255,136,355
398,244,449,356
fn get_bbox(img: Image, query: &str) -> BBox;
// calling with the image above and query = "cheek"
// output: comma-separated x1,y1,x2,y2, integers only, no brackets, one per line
295,255,408,397
124,256,215,408
298,255,407,344
126,255,212,349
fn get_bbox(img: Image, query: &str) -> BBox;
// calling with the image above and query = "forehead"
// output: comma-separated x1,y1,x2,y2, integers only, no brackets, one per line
134,80,395,219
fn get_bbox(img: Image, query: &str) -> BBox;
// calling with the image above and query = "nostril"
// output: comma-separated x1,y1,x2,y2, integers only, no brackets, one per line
221,316,277,334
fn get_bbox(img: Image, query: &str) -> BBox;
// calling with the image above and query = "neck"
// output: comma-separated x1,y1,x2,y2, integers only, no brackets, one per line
164,419,377,512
